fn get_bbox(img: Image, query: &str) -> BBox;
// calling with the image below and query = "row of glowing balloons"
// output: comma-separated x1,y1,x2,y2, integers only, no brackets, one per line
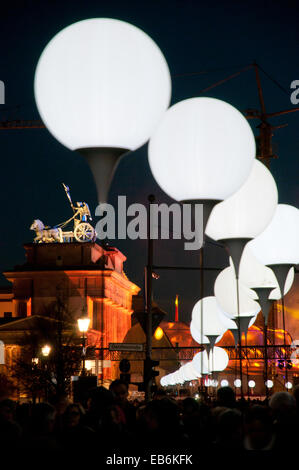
33,19,299,387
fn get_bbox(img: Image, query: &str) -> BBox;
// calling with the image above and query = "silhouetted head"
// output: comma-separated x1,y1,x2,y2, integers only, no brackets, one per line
109,380,129,406
216,386,236,408
244,405,274,450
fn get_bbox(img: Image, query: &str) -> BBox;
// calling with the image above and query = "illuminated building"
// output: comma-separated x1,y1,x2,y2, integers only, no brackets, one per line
0,241,140,394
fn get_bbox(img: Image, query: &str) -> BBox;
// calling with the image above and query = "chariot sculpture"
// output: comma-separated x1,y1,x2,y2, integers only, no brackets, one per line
30,184,96,243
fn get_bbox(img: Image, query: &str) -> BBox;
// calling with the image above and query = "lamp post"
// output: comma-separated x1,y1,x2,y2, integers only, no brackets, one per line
41,345,51,400
77,317,90,376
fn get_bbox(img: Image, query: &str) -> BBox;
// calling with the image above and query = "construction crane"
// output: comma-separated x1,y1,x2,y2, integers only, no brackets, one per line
0,119,44,129
245,63,299,168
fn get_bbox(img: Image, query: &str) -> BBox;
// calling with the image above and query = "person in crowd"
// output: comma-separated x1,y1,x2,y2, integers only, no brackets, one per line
216,386,236,409
22,402,59,450
109,379,136,430
59,403,95,451
213,408,243,450
269,391,298,449
0,398,22,449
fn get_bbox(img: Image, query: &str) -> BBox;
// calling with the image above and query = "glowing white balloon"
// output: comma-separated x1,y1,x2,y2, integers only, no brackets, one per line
192,351,210,375
238,245,278,290
214,266,260,318
148,97,255,202
248,204,299,266
209,347,229,372
265,380,274,388
234,379,241,388
206,160,278,240
34,18,171,151
180,362,201,381
248,380,256,388
192,297,227,337
190,320,223,345
221,379,229,387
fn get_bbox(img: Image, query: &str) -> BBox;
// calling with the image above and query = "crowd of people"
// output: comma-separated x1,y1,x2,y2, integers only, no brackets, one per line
1,380,299,461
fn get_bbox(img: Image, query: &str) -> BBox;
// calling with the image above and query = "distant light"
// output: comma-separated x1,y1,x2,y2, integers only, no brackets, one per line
32,357,39,364
194,393,199,400
234,379,242,388
77,317,90,333
211,379,218,387
265,380,274,388
221,379,229,387
248,380,256,388
154,327,164,341
41,345,51,357
285,381,293,390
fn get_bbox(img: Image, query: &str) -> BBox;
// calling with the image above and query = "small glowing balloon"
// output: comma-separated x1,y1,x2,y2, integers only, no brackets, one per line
265,380,274,388
221,379,229,387
192,297,227,337
148,97,255,202
206,160,278,240
209,347,229,372
269,267,295,300
238,245,278,290
285,382,293,390
234,379,242,388
248,380,256,388
214,266,260,318
190,320,224,345
180,362,201,381
34,18,171,151
192,351,210,375
248,204,299,266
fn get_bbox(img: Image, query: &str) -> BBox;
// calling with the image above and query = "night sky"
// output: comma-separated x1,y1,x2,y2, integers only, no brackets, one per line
0,0,298,322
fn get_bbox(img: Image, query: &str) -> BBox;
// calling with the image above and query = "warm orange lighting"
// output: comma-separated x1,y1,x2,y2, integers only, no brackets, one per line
154,327,164,340
253,362,260,367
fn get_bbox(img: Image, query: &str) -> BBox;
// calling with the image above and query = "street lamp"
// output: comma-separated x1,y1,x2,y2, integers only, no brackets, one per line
34,18,171,203
41,344,51,357
77,316,90,375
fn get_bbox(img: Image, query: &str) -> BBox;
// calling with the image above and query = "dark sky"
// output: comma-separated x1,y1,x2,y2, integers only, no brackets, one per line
0,0,298,321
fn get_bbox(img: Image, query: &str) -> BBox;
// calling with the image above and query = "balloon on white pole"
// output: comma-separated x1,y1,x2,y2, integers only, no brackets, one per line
214,267,260,319
192,351,210,375
192,297,227,349
35,18,171,203
208,346,229,373
248,204,299,295
269,267,295,300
